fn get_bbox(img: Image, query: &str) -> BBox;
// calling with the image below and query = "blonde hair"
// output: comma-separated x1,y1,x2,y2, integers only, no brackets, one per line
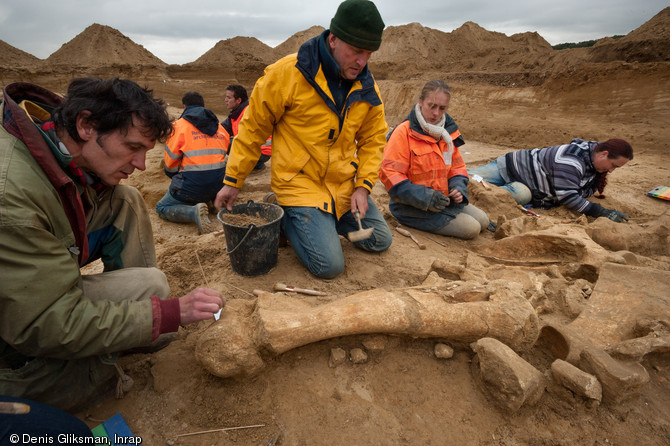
419,80,451,101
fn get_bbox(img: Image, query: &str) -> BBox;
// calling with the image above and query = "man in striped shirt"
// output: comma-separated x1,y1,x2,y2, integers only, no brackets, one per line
469,138,633,222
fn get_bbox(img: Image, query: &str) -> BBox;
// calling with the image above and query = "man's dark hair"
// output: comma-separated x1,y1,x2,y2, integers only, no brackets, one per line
52,77,173,143
182,91,205,107
226,84,248,103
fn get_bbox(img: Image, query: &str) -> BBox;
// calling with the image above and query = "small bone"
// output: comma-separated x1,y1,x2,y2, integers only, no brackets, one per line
273,282,327,296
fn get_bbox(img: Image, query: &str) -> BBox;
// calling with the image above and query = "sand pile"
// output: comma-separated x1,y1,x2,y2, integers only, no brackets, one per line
273,25,325,58
189,36,275,67
370,23,455,78
589,6,670,63
0,41,41,67
43,23,166,68
371,21,558,80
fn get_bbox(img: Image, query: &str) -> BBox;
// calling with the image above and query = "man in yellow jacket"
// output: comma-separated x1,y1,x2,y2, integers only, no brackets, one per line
215,0,392,279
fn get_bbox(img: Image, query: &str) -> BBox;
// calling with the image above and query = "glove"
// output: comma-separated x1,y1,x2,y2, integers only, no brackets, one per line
599,207,629,222
427,191,451,212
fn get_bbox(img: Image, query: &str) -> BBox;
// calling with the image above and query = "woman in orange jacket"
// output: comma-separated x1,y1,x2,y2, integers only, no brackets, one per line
380,80,490,239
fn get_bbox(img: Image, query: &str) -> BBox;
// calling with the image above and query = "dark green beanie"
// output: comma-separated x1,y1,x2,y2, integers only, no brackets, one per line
329,0,385,51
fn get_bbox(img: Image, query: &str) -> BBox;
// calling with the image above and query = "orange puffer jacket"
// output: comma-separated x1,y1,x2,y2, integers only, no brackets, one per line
380,119,467,194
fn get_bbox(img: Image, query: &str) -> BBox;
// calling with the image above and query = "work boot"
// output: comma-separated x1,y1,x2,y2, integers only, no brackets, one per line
194,203,212,234
156,196,212,234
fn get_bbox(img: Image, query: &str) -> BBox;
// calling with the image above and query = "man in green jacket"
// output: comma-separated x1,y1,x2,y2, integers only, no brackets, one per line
215,0,393,279
0,78,224,411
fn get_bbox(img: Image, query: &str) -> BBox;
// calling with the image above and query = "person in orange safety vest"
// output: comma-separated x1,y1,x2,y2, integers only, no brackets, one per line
156,91,229,234
380,80,492,240
221,84,271,172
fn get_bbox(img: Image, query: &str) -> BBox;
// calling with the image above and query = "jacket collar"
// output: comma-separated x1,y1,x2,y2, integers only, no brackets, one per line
407,106,461,143
2,82,90,264
2,83,69,187
407,106,441,140
228,100,248,121
296,30,382,113
181,105,221,136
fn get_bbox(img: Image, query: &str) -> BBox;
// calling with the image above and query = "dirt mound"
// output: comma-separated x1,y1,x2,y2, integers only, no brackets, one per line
510,31,553,52
180,36,276,89
371,23,454,79
589,6,670,62
371,21,556,81
189,36,275,67
44,23,166,68
626,6,670,40
0,40,41,67
273,25,325,59
450,22,555,72
450,21,512,52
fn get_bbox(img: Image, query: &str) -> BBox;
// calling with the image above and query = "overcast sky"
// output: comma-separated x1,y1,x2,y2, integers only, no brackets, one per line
0,0,666,65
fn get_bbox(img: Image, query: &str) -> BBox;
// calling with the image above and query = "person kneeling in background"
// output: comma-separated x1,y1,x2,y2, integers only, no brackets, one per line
156,91,229,234
381,80,490,240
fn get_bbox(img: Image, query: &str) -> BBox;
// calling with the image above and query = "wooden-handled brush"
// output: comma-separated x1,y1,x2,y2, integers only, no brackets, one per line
396,226,426,249
273,282,327,296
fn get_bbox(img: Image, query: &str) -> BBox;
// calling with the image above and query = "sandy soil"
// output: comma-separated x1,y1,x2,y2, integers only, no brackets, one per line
2,7,670,446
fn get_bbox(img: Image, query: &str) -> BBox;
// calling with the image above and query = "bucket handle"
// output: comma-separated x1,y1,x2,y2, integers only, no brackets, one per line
226,224,257,254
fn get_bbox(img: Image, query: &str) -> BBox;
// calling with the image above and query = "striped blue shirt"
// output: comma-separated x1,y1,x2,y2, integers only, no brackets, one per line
503,138,600,213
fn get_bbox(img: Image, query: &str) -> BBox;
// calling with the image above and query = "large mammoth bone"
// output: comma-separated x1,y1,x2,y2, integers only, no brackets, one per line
542,262,670,364
196,283,540,379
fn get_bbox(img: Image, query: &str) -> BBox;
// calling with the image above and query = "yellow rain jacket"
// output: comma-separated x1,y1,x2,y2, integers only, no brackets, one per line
223,31,388,218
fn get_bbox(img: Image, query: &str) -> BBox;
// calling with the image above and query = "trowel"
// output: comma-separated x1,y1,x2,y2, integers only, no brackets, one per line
348,210,374,242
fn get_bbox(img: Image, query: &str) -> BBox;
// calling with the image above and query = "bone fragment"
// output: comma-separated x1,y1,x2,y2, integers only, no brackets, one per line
579,346,649,404
471,337,546,412
434,343,454,359
551,359,602,402
329,348,347,368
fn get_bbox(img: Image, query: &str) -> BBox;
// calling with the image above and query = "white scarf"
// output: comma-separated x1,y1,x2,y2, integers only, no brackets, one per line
414,103,454,165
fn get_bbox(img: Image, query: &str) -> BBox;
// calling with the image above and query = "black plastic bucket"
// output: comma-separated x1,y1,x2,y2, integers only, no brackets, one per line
217,200,284,276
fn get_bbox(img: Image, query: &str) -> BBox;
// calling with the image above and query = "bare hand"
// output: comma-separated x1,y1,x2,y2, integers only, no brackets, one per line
448,189,464,204
178,287,224,325
350,187,370,219
214,185,239,211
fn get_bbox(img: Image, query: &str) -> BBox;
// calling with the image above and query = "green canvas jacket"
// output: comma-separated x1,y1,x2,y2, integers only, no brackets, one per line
0,83,154,367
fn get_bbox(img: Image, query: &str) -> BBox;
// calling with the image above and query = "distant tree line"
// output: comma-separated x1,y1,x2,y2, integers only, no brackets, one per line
552,35,625,50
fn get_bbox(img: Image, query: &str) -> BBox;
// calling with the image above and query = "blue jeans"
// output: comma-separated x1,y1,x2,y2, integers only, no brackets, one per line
468,159,532,205
280,197,392,279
